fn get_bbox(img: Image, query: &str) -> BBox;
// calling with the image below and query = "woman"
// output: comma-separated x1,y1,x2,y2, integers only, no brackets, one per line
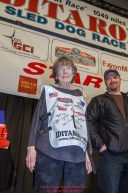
26,56,92,193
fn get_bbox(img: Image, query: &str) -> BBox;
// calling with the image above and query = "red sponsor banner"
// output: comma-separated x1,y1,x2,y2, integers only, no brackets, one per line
18,75,37,94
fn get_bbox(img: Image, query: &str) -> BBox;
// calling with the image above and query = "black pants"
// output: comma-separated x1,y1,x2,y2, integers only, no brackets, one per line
98,150,128,193
35,149,88,193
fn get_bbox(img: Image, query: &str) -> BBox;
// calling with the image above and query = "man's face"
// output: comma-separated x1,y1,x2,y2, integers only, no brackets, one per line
105,72,121,92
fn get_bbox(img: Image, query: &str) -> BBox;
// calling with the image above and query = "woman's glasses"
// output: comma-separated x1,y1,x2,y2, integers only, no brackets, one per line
57,66,72,71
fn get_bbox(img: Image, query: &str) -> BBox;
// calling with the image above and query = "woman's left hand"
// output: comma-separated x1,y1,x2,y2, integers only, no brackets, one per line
85,151,92,174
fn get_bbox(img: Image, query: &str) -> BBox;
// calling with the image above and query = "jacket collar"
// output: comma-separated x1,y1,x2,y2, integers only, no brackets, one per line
104,91,128,102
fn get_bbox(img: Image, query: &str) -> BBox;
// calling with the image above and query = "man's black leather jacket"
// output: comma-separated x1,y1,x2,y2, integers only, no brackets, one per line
87,92,128,153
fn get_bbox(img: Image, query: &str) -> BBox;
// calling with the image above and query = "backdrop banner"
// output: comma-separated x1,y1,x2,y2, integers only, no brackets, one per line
0,0,128,103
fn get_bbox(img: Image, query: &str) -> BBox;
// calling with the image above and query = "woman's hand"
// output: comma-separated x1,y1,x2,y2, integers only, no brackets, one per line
26,146,37,172
85,151,92,174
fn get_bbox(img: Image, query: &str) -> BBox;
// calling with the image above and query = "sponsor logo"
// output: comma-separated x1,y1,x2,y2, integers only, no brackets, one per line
55,47,96,66
58,98,73,103
3,29,34,54
77,102,82,107
71,108,84,116
58,106,67,111
0,24,49,61
77,101,85,107
18,75,37,94
74,104,83,111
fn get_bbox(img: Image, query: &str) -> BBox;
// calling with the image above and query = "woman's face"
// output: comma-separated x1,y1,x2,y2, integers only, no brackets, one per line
57,65,74,84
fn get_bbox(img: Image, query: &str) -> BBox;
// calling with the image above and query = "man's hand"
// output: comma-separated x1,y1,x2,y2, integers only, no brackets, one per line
99,144,107,153
26,146,37,172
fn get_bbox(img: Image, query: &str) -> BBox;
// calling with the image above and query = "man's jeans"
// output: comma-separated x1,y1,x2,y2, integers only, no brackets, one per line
98,149,128,193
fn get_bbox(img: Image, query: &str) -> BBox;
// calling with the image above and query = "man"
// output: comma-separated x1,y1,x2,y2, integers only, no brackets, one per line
87,69,128,193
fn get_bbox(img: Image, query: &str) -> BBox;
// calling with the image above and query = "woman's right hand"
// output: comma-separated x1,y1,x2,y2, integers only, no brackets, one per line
26,146,37,172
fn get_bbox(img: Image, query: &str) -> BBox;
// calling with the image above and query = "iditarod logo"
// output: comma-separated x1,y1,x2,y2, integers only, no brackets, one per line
56,130,87,143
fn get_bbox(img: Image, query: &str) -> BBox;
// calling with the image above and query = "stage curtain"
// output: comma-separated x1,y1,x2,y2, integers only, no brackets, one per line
0,92,37,193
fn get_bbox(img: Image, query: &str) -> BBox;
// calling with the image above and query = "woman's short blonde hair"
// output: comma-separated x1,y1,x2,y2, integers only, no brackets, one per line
52,56,77,84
